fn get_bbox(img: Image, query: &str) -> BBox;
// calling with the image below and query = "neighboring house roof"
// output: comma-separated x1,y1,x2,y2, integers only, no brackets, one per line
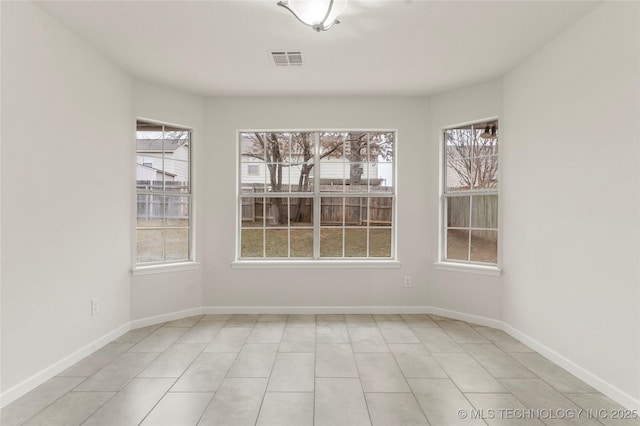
136,138,187,153
136,163,177,177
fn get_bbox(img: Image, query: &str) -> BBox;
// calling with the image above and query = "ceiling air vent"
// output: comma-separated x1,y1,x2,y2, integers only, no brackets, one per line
271,51,303,67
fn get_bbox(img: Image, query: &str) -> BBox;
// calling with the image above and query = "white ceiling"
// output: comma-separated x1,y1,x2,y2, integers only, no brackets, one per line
36,0,600,96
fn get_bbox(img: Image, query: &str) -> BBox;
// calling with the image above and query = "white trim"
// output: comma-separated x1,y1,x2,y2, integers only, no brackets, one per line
438,117,502,268
134,118,195,268
129,306,204,329
502,323,640,411
202,305,429,314
427,306,503,329
236,129,398,262
132,261,200,276
0,323,130,409
231,260,402,269
433,261,501,276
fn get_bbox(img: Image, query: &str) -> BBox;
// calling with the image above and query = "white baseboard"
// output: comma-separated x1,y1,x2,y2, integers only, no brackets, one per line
426,306,503,329
501,323,640,411
129,307,204,329
0,323,130,409
202,305,431,314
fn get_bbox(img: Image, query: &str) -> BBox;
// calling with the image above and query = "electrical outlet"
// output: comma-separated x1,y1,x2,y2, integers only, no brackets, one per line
404,276,412,288
91,298,99,315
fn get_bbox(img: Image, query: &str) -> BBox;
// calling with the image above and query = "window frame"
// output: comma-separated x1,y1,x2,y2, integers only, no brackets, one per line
235,129,398,266
436,119,501,275
133,118,196,273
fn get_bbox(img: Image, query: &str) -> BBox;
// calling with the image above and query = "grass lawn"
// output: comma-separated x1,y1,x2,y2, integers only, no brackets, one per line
241,226,392,258
137,219,189,262
446,229,497,263
137,219,496,264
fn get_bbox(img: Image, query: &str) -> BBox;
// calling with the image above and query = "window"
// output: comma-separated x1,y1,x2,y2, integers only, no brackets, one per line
238,131,395,261
442,121,498,265
136,120,192,265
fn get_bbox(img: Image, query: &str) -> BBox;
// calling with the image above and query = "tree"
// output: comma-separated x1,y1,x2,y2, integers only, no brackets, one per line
445,127,498,190
241,131,394,224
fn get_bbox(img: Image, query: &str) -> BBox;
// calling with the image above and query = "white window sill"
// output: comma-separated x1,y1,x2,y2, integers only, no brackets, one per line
232,260,402,269
433,261,501,276
132,261,200,276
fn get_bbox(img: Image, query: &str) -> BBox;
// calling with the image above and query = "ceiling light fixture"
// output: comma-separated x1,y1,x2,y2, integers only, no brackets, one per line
277,0,348,32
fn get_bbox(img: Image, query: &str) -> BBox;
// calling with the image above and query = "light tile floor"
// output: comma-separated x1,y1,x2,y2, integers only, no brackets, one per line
1,314,636,426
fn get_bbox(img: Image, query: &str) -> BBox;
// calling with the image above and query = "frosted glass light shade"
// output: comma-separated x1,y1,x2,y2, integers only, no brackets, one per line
288,0,347,26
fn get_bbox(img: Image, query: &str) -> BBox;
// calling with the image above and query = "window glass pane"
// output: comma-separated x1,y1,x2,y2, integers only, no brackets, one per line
241,197,264,227
319,132,346,192
290,198,313,227
257,132,291,163
345,133,368,188
136,195,166,225
447,196,470,228
264,198,286,226
290,162,314,192
320,132,347,160
346,162,367,192
136,153,163,171
265,164,290,192
471,230,497,263
471,194,498,229
369,197,393,226
290,229,313,258
345,197,366,226
290,132,315,192
345,228,367,257
241,163,266,190
446,158,473,191
136,194,162,225
165,228,189,261
265,229,288,257
369,132,394,164
137,229,164,263
445,128,473,159
241,229,263,257
163,159,189,193
446,229,469,261
369,162,393,193
472,155,499,190
320,228,343,257
321,197,344,226
165,196,189,226
241,132,266,161
369,228,391,257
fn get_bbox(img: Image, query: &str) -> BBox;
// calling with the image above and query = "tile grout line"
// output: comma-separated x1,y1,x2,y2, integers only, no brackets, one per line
135,315,220,425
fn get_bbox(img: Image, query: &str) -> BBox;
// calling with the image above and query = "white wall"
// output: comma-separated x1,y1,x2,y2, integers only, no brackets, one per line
1,1,132,396
427,79,504,320
2,0,637,411
203,97,432,309
502,1,639,405
131,80,205,320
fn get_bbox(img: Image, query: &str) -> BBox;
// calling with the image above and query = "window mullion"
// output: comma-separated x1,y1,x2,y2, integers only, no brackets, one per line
287,197,291,258
342,196,346,258
313,132,321,259
467,194,473,261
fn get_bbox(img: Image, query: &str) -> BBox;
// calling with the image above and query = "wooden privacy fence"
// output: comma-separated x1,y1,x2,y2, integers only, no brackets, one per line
241,196,392,226
447,194,497,239
137,180,189,220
